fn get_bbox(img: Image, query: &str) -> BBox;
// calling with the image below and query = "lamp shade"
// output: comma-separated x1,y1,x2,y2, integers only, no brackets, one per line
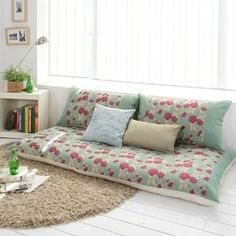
36,36,48,45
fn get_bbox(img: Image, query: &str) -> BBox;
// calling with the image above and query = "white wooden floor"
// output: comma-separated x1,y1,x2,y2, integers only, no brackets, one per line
1,139,236,236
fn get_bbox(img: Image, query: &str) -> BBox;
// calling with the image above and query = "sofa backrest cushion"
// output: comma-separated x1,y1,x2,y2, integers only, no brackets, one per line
57,87,139,129
138,94,231,150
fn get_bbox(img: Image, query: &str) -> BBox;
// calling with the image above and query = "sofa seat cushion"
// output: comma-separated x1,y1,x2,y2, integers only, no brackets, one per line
12,126,234,206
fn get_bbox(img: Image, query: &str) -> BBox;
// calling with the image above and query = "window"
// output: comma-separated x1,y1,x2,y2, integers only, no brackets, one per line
48,0,236,90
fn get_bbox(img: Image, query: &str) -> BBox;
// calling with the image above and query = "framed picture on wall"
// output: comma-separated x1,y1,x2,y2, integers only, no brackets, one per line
5,27,30,45
12,0,27,22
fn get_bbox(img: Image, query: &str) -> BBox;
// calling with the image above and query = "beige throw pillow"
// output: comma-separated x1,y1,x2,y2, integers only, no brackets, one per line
123,119,181,153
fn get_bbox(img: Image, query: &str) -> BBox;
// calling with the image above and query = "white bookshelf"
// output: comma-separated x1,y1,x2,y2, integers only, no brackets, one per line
0,90,49,139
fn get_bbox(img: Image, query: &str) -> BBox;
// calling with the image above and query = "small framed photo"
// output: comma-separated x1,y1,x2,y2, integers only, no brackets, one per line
5,27,30,45
12,0,27,22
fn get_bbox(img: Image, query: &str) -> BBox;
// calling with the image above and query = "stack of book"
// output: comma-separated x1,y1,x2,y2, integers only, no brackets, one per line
15,104,39,133
0,166,38,194
0,166,49,200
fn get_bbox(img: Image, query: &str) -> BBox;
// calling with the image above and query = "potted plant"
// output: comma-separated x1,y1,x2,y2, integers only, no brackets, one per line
1,66,31,92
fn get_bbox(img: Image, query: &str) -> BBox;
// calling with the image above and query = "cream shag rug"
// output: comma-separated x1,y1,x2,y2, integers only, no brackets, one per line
0,145,137,229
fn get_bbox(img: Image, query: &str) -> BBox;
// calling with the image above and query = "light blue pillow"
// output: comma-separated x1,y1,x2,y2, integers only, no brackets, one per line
81,104,135,146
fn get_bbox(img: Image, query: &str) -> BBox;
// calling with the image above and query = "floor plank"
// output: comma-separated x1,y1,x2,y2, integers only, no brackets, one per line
17,227,73,236
104,208,218,236
53,221,122,236
0,229,22,236
206,221,236,236
81,215,169,236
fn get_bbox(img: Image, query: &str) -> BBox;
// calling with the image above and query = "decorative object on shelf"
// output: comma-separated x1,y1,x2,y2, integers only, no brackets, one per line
5,110,17,130
8,148,19,175
26,77,34,93
5,27,30,45
0,66,31,92
12,0,27,22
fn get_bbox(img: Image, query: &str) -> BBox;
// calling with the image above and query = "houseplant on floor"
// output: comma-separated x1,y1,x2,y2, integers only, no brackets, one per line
1,66,31,92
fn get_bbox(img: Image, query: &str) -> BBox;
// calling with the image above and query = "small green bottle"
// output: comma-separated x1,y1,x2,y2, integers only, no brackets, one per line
9,148,19,175
26,77,34,93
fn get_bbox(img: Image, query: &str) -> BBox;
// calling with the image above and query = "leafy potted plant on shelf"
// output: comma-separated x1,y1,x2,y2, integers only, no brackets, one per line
1,66,31,92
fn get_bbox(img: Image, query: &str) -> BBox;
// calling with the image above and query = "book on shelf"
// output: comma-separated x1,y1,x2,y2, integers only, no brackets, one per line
14,104,39,133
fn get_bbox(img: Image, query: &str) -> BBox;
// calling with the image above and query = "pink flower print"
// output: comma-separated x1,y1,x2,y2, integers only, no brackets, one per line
96,98,101,102
157,184,162,188
183,103,190,108
176,104,181,108
70,152,79,159
49,146,57,153
183,162,192,168
201,107,207,112
76,156,83,162
181,112,186,118
189,189,195,194
201,189,207,196
127,153,135,159
34,145,40,150
82,95,88,100
167,100,174,105
157,171,165,178
168,181,174,188
109,170,114,176
79,107,85,114
128,166,135,173
54,150,60,156
206,169,212,174
197,119,203,126
29,142,37,148
145,111,150,117
148,113,154,119
78,143,88,149
148,168,158,176
100,161,107,167
153,159,162,164
190,102,198,108
180,172,190,180
189,115,197,123
171,116,178,122
102,96,108,102
84,110,88,115
189,176,197,184
120,162,129,170
171,169,177,174
164,112,172,120
204,177,209,182
137,177,142,183
94,158,102,164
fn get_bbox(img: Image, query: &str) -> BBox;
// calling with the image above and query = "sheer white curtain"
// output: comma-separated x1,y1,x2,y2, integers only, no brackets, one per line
49,0,89,78
48,0,236,90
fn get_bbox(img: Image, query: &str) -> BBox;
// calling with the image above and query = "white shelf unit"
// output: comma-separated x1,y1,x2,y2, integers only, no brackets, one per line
0,90,49,139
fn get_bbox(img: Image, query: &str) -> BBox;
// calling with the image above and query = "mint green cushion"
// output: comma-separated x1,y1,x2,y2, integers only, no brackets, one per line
81,104,135,146
57,87,139,129
138,94,231,150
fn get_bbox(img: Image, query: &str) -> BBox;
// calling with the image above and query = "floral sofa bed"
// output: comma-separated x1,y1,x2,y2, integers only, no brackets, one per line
12,88,235,206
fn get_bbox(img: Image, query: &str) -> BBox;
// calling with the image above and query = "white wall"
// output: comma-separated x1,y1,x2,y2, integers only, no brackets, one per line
0,0,37,84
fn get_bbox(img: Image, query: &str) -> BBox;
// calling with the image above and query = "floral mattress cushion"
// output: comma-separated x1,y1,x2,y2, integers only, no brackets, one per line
57,87,139,129
12,126,233,205
138,94,231,150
